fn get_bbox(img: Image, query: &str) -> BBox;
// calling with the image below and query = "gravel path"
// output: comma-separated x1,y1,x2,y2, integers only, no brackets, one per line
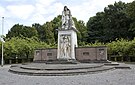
0,64,135,85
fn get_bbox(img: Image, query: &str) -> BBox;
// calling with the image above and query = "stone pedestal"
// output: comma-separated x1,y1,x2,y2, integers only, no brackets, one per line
57,29,78,60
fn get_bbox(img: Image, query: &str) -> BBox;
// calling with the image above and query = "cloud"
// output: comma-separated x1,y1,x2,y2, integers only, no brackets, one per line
30,1,64,23
122,0,134,3
36,0,56,7
0,6,5,16
35,0,62,15
69,0,134,22
30,13,46,24
7,5,35,20
53,2,64,15
5,0,18,1
1,0,134,35
0,6,6,35
4,0,19,1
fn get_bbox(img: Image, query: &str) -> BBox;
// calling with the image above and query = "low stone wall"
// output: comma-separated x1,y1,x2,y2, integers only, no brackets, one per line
33,46,107,62
34,48,57,61
75,46,107,61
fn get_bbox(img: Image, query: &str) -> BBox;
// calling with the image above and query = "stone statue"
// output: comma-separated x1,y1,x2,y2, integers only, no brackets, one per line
60,35,71,59
57,6,78,60
61,6,75,30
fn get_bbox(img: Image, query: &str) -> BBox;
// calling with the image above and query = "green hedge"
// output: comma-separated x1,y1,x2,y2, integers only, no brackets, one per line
86,38,135,58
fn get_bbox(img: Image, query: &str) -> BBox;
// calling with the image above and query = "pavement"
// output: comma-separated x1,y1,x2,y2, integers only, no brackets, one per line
0,64,135,85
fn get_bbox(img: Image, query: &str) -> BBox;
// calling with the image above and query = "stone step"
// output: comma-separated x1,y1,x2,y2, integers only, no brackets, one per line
33,60,79,64
9,62,131,76
104,62,131,69
9,65,114,76
20,63,104,70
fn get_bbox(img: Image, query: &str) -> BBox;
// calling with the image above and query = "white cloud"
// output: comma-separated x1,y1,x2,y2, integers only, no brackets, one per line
53,2,64,15
69,1,96,22
69,0,134,22
36,0,56,7
0,6,5,16
30,13,45,24
122,0,134,3
1,0,134,35
35,0,61,15
4,0,27,2
0,6,6,35
7,5,35,20
4,0,20,1
32,1,64,23
4,18,16,34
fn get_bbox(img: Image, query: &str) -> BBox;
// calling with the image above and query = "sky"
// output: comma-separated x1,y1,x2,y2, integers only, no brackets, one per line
0,0,134,35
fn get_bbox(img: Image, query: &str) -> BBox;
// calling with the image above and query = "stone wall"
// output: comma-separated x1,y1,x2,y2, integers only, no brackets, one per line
34,48,57,61
33,46,107,61
75,46,107,61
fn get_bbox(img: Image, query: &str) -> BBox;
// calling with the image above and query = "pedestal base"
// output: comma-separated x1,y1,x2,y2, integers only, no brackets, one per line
57,29,78,60
46,59,79,64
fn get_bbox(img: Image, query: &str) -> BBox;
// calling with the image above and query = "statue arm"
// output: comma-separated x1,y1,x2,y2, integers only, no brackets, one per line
62,11,65,24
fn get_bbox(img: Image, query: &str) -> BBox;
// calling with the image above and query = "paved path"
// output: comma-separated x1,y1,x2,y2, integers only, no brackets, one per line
0,64,135,85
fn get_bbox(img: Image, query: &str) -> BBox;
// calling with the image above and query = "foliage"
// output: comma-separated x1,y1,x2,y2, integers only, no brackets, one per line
0,37,50,60
73,18,88,45
87,1,132,43
82,38,135,57
42,22,55,44
6,24,38,39
126,1,135,37
2,0,135,62
126,1,135,20
107,38,135,57
6,15,88,45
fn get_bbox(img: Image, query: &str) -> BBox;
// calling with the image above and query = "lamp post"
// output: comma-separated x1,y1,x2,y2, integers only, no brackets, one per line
1,17,4,67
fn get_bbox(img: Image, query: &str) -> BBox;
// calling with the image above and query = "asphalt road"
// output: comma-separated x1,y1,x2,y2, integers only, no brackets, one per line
0,64,135,85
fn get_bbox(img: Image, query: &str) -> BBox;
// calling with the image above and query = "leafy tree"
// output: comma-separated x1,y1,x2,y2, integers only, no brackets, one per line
103,1,131,41
32,23,44,41
126,1,135,20
3,37,50,60
51,15,62,43
42,22,55,44
22,26,38,38
6,24,38,39
87,12,105,43
6,24,23,39
126,1,135,37
87,1,132,43
73,18,88,45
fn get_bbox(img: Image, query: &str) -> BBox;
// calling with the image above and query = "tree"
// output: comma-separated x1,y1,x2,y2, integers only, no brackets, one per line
42,22,55,44
6,24,23,39
32,23,44,41
87,12,105,43
6,24,38,40
126,1,135,20
103,1,131,41
4,37,50,61
73,18,88,45
87,1,132,43
126,1,135,38
22,26,38,38
51,15,62,43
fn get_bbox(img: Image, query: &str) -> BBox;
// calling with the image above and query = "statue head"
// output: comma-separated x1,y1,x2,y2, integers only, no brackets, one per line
64,6,68,11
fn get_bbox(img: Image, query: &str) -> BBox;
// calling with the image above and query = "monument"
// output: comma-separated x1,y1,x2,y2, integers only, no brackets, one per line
33,6,108,62
9,6,130,76
57,6,78,60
